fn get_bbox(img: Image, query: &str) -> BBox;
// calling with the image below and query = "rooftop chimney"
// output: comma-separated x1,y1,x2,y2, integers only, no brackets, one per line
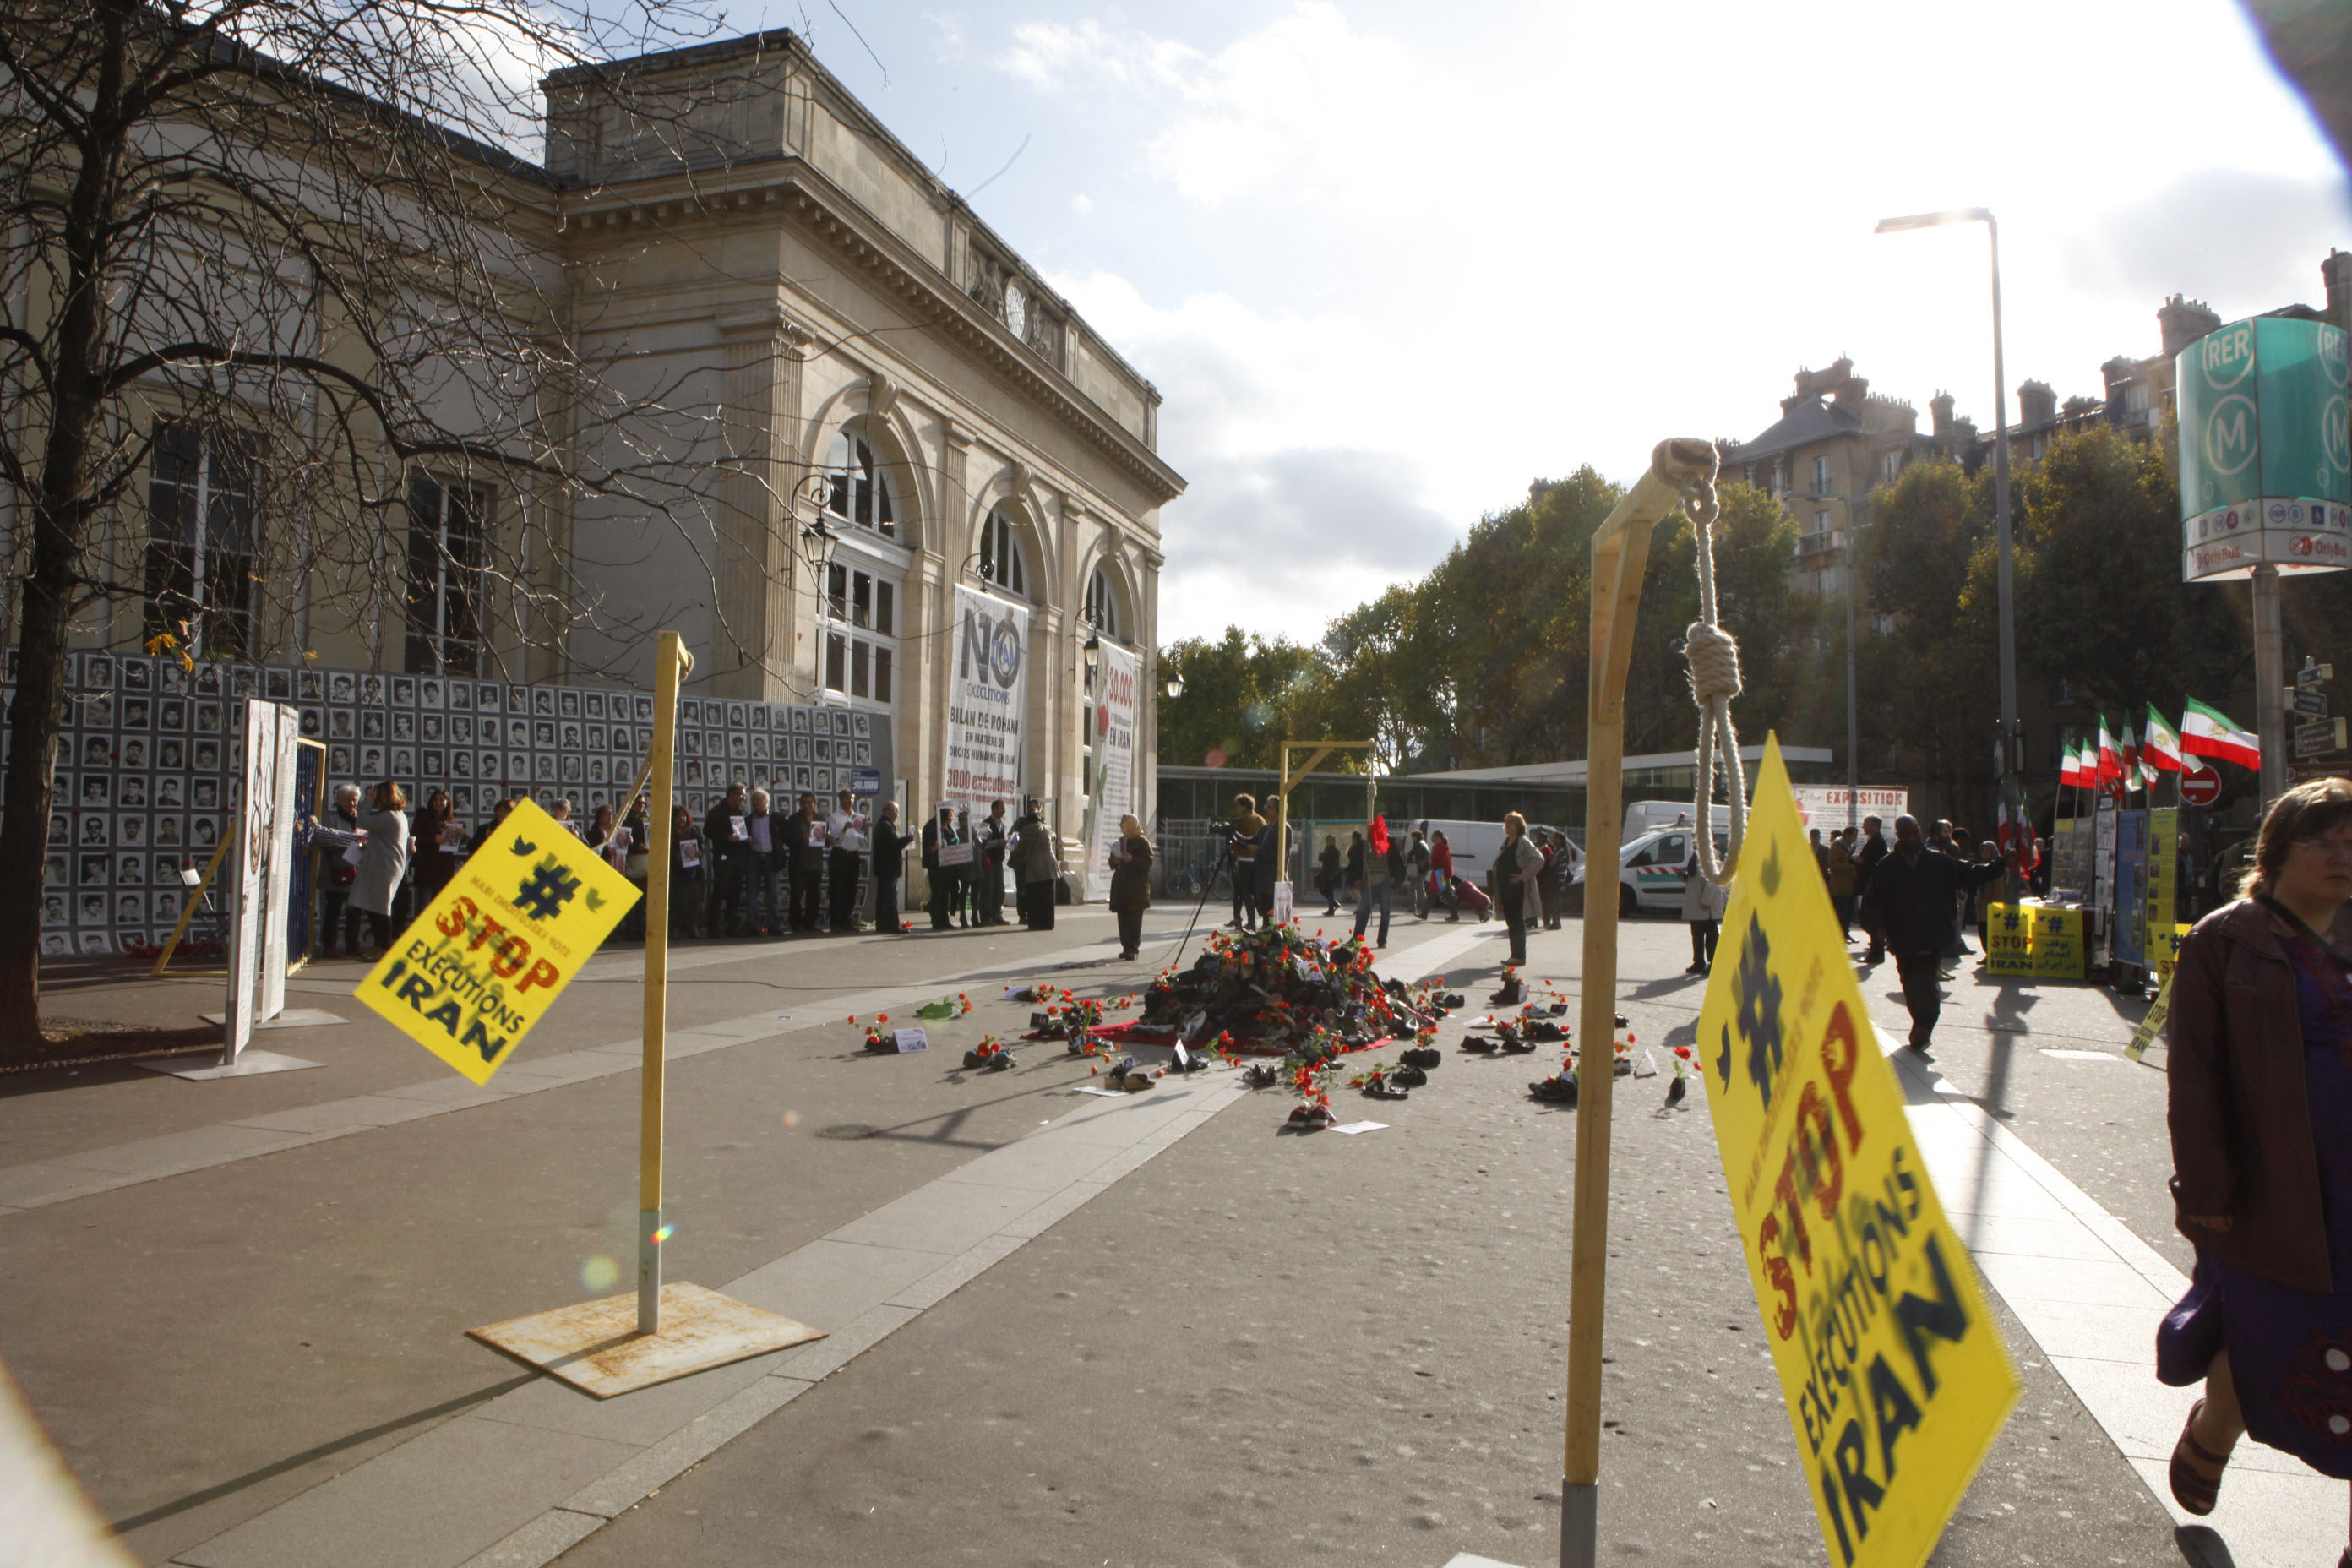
1930,390,1956,441
2017,380,2058,427
2159,294,2222,357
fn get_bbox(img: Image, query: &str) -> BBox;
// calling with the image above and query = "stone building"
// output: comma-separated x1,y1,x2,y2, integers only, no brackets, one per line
25,28,1180,867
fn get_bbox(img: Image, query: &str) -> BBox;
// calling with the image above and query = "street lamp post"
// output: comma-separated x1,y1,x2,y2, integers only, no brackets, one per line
1876,207,2021,883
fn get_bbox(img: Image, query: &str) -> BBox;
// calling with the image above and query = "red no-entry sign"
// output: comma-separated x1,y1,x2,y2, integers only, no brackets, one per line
2180,765,2223,806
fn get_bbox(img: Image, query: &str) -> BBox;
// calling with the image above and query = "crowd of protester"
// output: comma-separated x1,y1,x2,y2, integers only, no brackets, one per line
305,782,1067,961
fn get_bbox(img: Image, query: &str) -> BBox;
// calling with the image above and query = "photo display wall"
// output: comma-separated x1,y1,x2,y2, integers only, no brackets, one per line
8,650,894,960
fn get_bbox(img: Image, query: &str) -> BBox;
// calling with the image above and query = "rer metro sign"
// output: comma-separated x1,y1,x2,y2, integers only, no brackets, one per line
2177,314,2350,581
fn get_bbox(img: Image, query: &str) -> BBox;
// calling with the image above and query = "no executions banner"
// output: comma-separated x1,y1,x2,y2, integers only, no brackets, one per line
1696,738,2017,1568
357,798,640,1085
945,585,1029,814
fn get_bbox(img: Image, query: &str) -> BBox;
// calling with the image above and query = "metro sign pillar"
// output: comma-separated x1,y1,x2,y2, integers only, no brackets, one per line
2177,314,2351,807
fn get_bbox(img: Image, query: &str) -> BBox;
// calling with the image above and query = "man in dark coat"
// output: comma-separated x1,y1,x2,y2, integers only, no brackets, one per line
921,805,957,930
1859,814,2011,1052
784,792,827,933
976,800,1011,925
1854,814,1891,962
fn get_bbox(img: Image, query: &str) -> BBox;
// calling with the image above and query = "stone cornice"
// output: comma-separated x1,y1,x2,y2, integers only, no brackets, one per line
555,160,1185,509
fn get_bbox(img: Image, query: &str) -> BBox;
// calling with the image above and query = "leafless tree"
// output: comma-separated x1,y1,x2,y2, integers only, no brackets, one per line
0,0,796,1048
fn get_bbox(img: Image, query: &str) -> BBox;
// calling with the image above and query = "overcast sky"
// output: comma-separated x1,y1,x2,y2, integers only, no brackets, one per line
749,0,2352,645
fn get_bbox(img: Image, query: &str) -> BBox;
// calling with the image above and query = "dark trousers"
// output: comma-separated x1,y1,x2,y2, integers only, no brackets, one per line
875,875,901,934
1894,953,1943,1047
1021,879,1056,930
362,910,395,951
929,871,954,929
827,850,863,929
710,854,749,933
1690,918,1720,967
1504,908,1528,967
791,861,824,931
1116,906,1143,956
1832,894,1856,937
977,859,1005,923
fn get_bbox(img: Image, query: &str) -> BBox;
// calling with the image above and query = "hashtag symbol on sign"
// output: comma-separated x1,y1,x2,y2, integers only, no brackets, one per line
514,858,581,921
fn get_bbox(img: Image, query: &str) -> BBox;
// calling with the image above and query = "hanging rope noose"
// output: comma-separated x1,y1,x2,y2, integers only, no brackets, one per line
1681,470,1746,888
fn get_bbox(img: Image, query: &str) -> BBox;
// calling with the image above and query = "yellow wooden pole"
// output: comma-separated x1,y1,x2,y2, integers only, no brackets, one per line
151,825,237,977
1561,440,1718,1566
639,631,691,1336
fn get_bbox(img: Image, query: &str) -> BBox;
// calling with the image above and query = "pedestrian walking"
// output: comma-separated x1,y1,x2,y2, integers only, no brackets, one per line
1855,814,1890,961
349,781,411,959
1827,827,1858,938
2158,776,2352,1545
826,790,869,933
1406,829,1432,919
870,802,911,934
1316,836,1342,916
1344,830,1366,909
1429,830,1462,921
1497,811,1544,967
1857,814,2010,1051
1108,814,1152,960
976,800,1010,925
1353,815,1401,948
1681,852,1727,973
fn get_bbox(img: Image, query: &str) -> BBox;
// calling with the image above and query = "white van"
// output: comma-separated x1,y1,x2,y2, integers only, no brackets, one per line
1609,825,1730,917
1620,800,1731,845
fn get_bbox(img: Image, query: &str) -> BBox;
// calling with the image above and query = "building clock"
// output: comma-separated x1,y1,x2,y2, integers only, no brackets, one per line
1003,280,1027,340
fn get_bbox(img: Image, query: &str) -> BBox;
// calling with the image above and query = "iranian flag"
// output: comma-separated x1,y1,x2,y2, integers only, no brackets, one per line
2142,704,2185,772
2121,722,2142,791
2058,743,2083,789
2097,716,2122,787
2181,697,2261,770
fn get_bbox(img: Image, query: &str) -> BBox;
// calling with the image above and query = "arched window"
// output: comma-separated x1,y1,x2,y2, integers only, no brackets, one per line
1082,564,1124,642
977,507,1027,599
824,429,895,537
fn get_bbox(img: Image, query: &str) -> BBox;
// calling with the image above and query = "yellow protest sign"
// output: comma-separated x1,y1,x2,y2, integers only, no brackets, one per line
357,800,640,1084
1984,903,2086,980
1698,738,2018,1568
2126,972,2173,1063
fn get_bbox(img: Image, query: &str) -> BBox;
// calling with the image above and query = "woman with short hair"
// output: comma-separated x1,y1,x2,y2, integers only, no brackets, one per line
349,781,411,959
2159,777,2352,1560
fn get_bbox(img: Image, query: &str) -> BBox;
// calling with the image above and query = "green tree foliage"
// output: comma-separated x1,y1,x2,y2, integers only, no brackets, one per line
1855,458,2001,814
1158,422,2287,832
1157,629,1323,770
2012,425,2241,721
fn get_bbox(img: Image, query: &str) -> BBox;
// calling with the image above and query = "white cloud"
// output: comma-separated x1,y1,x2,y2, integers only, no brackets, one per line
976,0,2351,646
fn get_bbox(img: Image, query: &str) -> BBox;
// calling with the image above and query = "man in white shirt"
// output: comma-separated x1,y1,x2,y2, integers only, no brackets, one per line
825,790,870,934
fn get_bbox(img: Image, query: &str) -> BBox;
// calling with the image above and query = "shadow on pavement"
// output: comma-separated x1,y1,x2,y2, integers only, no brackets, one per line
106,1374,536,1535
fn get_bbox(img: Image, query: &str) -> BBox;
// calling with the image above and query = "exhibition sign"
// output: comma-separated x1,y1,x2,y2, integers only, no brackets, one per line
1084,641,1141,903
1698,741,2018,1568
944,585,1029,814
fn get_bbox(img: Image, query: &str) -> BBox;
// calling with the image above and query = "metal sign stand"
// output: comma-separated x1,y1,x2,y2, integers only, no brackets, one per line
467,633,827,1398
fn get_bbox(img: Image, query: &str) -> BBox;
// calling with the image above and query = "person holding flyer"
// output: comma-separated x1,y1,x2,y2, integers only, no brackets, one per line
825,789,870,934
